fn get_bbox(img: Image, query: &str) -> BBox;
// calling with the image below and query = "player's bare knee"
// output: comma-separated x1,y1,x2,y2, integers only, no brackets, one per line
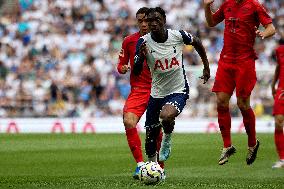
160,108,176,122
159,113,173,123
237,103,250,111
275,118,284,129
123,118,136,129
237,97,250,110
217,98,229,108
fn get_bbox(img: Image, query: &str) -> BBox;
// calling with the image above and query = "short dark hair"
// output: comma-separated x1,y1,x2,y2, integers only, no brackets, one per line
136,7,149,17
146,7,166,19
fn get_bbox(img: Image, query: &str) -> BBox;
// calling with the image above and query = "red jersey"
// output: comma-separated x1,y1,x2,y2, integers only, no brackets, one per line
117,32,151,91
213,0,272,62
276,45,284,88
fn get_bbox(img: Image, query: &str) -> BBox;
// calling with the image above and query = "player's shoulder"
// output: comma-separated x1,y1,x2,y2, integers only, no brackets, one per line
123,32,140,43
168,29,179,34
142,32,150,39
139,33,151,43
168,29,184,38
169,29,192,38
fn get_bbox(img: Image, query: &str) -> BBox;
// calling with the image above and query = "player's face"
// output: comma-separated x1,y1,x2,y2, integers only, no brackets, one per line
136,13,149,36
146,12,165,34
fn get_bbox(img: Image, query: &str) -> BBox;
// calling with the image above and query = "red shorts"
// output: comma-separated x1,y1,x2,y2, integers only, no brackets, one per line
273,88,284,115
123,89,151,118
212,59,257,98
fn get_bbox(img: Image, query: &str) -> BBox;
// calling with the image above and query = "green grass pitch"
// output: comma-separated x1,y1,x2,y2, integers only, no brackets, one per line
0,133,283,189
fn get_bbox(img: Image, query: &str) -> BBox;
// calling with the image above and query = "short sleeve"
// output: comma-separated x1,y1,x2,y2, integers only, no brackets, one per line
255,1,272,26
179,30,193,45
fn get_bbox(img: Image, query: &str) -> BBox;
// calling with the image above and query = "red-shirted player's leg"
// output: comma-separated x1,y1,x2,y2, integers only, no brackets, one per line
237,97,257,147
238,96,260,165
213,62,236,165
216,92,232,148
216,92,236,165
274,115,284,160
272,89,284,168
124,112,144,164
236,60,257,148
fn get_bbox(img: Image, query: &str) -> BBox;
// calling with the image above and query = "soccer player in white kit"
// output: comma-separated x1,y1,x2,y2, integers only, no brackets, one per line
133,7,211,163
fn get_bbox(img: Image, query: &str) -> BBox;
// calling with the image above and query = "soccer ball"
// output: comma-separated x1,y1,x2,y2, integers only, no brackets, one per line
139,161,165,185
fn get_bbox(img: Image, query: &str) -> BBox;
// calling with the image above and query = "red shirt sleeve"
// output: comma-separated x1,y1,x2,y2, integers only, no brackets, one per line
117,38,130,74
255,1,272,26
212,3,225,25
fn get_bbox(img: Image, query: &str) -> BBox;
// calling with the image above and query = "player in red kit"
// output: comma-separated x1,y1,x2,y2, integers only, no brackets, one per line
271,38,284,168
203,0,275,165
117,7,163,179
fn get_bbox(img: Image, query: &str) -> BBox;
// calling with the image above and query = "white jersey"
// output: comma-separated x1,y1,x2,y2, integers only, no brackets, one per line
139,29,193,98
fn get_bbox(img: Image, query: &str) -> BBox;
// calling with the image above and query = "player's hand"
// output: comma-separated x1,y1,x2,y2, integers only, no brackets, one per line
121,65,130,74
204,0,214,6
200,67,210,84
255,26,265,39
271,85,276,99
139,41,148,57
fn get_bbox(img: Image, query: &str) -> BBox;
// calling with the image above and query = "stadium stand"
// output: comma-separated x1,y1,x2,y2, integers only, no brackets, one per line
0,0,283,118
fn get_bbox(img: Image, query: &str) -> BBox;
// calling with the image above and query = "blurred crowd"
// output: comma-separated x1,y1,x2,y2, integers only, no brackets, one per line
0,0,283,118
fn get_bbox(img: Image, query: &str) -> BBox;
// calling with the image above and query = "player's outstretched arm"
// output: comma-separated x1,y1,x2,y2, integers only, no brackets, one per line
203,0,216,27
191,36,210,84
133,38,147,76
179,30,210,83
117,39,130,74
255,23,276,40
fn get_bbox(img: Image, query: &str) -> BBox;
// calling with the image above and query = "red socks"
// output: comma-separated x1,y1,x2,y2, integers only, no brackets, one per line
275,127,284,159
217,106,232,148
240,108,256,147
125,127,143,163
126,127,165,168
218,106,257,148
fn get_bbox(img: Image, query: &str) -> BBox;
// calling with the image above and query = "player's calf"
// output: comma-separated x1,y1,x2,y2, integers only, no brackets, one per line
159,109,176,134
160,119,175,134
145,125,162,162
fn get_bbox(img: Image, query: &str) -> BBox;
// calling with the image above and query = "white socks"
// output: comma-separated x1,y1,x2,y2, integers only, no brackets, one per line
137,162,144,167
